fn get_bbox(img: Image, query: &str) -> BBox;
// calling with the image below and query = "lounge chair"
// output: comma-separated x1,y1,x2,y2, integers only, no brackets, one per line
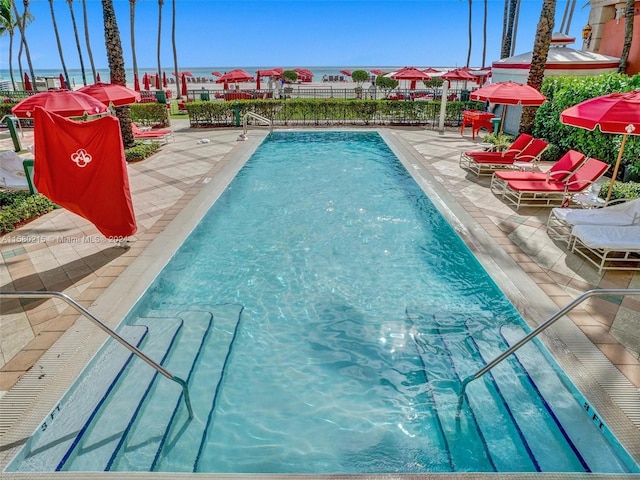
490,149,585,196
131,123,173,144
547,198,640,244
459,132,532,164
570,224,640,272
0,150,30,191
460,136,548,177
500,157,610,210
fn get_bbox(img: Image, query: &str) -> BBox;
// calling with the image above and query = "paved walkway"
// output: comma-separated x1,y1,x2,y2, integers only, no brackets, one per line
1,119,639,398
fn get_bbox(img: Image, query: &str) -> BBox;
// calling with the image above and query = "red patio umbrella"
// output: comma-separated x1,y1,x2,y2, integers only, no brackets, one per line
561,89,640,202
173,71,194,77
390,67,431,89
470,81,546,106
59,73,67,90
23,72,33,92
96,72,101,82
216,69,254,84
370,69,387,76
78,82,141,107
256,69,281,77
212,71,222,77
143,73,150,90
441,68,476,82
423,67,441,74
293,68,313,82
340,69,352,77
12,89,108,118
134,73,141,92
155,74,161,90
181,73,188,97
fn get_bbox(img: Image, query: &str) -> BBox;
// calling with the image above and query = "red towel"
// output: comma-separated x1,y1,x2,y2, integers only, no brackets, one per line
33,107,137,238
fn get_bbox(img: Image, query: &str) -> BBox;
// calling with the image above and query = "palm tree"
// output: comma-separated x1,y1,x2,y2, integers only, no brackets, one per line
501,0,518,58
81,0,97,82
0,0,17,89
66,0,87,86
48,0,70,89
11,0,36,92
129,0,139,83
481,0,487,67
520,0,556,133
171,0,181,98
510,0,522,56
157,0,164,84
101,0,134,147
618,0,635,73
466,0,472,67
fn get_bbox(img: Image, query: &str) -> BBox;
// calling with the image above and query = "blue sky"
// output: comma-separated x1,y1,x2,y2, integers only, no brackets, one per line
1,0,590,71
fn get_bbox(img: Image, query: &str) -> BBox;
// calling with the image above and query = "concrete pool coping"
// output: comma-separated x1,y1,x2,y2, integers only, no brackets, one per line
0,127,638,479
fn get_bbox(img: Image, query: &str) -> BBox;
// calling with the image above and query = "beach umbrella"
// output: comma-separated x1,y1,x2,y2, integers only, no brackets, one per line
143,73,150,90
423,67,441,74
181,73,188,97
340,69,352,77
441,68,476,82
256,73,261,91
78,82,141,107
173,71,194,77
216,69,254,84
212,71,222,77
59,73,67,90
560,90,640,202
134,73,140,92
23,73,33,92
370,69,387,76
155,74,161,90
390,67,431,89
96,72,101,82
12,89,108,118
162,71,168,88
293,68,313,82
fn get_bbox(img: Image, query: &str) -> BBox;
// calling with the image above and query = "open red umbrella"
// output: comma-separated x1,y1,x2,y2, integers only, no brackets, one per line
340,69,352,77
390,67,431,89
561,90,640,202
470,81,546,106
23,73,33,92
371,69,387,76
78,82,141,107
441,68,476,82
181,73,188,97
59,73,67,90
212,71,222,77
173,71,194,77
216,69,254,84
134,73,141,92
293,68,313,82
256,69,281,77
423,67,441,74
12,90,108,118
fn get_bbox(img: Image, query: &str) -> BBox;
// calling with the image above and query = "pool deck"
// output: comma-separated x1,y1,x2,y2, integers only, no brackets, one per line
1,120,639,478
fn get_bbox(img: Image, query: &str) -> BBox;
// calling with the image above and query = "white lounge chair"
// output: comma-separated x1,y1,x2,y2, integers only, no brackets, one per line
547,198,640,244
570,224,640,272
0,150,30,191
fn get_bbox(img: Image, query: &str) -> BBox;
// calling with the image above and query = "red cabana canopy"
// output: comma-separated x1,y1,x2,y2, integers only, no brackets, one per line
216,69,254,84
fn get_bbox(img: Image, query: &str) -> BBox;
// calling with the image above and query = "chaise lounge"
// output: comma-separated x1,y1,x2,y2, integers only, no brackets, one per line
570,224,640,272
131,123,174,144
460,136,547,176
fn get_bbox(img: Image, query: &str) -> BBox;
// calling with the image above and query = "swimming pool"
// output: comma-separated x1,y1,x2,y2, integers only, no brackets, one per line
5,131,639,474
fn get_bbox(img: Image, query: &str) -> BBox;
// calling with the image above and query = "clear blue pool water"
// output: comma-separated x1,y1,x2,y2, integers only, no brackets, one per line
9,132,638,474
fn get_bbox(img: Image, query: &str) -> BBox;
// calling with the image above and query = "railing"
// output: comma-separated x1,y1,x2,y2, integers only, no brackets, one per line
456,288,640,416
0,290,194,419
239,111,271,140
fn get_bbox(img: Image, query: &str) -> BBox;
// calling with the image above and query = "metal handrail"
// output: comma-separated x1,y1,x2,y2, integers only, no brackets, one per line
0,290,193,419
240,111,272,139
457,288,640,416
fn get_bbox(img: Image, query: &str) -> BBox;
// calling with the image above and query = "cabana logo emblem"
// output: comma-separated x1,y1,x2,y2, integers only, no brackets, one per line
71,149,92,168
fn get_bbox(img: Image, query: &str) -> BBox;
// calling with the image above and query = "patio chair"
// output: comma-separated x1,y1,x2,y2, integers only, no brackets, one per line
547,198,640,244
500,157,610,210
461,137,548,176
490,149,585,195
570,224,640,272
460,133,532,164
131,123,173,144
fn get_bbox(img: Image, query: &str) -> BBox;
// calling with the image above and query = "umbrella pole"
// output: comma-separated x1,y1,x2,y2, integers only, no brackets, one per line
605,134,628,203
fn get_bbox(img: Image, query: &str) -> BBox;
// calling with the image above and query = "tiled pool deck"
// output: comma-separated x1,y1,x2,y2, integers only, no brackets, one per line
0,120,638,478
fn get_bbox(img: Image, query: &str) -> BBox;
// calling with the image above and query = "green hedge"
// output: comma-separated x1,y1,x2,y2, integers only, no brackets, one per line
129,102,170,127
0,191,57,234
534,73,640,175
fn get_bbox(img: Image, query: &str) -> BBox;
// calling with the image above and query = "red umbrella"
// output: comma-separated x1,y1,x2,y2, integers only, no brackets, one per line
96,72,101,82
293,68,313,82
216,69,254,84
59,73,67,90
78,82,141,107
390,67,431,89
340,69,352,77
181,73,188,97
134,73,141,92
441,68,476,82
370,69,387,76
470,81,546,106
143,73,150,90
155,74,161,90
423,67,441,73
256,73,261,91
173,71,194,77
561,90,640,201
162,71,168,88
12,90,108,118
212,71,223,77
23,72,33,92
256,69,281,77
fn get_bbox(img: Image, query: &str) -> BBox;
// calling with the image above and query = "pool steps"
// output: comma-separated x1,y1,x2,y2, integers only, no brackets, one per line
10,307,635,473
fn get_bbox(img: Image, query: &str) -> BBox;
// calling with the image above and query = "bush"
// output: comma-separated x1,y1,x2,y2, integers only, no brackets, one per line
130,102,170,127
351,70,369,85
125,141,161,162
481,132,514,151
0,191,57,234
598,180,640,201
282,70,298,84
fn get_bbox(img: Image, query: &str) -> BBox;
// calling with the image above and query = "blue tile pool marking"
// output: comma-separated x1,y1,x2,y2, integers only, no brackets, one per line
497,326,590,473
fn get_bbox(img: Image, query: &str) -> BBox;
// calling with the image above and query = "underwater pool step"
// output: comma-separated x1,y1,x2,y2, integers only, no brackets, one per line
9,325,148,472
107,310,214,471
58,317,183,472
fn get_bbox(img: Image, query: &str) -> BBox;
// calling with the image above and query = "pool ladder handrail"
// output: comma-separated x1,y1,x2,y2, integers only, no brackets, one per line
238,111,272,140
0,290,194,419
457,288,640,416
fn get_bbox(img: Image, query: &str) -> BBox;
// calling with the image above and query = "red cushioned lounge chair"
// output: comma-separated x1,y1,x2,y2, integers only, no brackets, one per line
131,123,173,144
460,136,548,177
490,149,586,195
500,157,610,210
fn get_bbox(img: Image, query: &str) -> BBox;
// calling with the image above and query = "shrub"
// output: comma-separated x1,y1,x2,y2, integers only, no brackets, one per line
375,75,399,97
0,191,57,234
598,180,640,201
282,70,298,84
351,70,369,85
481,132,515,151
130,102,170,127
125,141,161,162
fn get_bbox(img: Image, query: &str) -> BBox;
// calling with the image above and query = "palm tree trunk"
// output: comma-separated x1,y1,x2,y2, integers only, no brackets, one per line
8,31,16,90
67,0,87,86
48,0,71,89
81,0,97,82
466,0,472,67
157,0,164,85
171,0,180,99
618,0,635,73
129,0,138,81
481,0,487,67
101,0,134,147
520,0,556,134
501,0,518,58
510,0,522,56
12,0,36,91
